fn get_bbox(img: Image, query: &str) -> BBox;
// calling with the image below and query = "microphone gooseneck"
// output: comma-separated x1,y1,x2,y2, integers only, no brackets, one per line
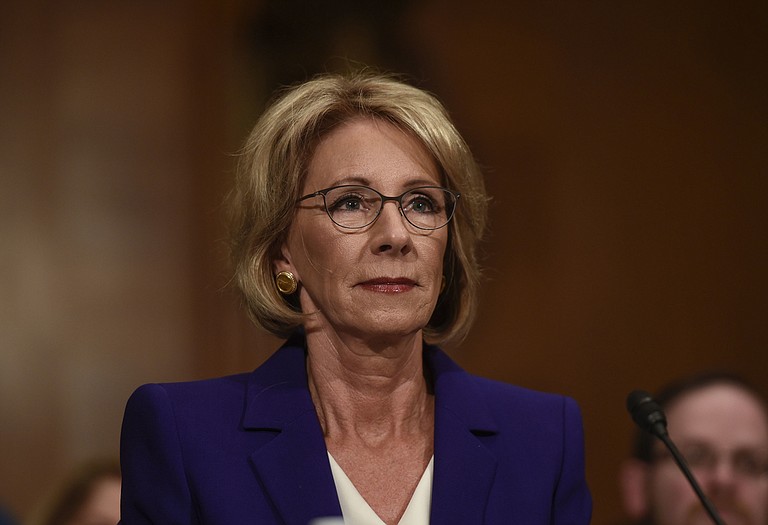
625,390,727,525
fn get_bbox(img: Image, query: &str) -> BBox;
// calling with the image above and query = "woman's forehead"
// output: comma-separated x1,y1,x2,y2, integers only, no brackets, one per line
303,117,440,191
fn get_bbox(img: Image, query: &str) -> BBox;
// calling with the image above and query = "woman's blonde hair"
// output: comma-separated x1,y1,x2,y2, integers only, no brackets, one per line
230,71,488,346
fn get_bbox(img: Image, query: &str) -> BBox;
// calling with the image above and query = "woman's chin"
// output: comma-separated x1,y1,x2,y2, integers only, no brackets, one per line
323,313,428,344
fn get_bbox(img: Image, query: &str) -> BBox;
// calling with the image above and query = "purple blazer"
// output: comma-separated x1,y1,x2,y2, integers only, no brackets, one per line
120,334,592,524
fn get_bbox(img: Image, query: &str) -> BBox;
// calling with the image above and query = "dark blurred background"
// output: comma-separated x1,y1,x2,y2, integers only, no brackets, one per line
1,1,766,523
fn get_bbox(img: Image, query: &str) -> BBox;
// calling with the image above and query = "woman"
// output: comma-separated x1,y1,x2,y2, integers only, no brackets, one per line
119,72,592,524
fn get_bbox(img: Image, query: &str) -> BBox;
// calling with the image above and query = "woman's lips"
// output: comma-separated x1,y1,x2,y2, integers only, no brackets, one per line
358,277,416,293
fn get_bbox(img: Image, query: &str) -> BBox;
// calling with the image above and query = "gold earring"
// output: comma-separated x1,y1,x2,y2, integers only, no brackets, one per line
440,275,446,294
275,271,298,295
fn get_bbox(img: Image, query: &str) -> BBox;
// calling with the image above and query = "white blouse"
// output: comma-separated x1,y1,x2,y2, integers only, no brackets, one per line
327,453,434,525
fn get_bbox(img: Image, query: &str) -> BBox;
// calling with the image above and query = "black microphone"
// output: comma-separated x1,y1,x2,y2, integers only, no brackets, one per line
626,389,668,438
626,390,727,525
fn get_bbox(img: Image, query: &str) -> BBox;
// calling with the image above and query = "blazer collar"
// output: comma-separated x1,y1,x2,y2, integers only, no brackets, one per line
243,333,342,524
242,335,500,525
426,345,498,434
426,345,500,524
242,332,315,430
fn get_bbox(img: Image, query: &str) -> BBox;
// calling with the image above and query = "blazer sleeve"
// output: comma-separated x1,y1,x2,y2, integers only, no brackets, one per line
119,383,196,525
553,396,592,525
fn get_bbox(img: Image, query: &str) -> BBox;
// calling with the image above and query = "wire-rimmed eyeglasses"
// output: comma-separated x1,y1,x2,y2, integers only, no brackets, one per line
297,185,460,230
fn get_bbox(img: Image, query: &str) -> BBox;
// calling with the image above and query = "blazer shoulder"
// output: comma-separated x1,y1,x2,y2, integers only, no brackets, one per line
465,374,584,429
470,374,571,404
427,345,583,428
125,372,253,423
130,371,251,399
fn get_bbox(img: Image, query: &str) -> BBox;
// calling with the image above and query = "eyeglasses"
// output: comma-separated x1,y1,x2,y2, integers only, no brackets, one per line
654,443,768,480
297,185,460,230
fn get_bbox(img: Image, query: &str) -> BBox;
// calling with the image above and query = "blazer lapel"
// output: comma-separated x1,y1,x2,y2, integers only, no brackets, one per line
427,347,499,525
242,339,342,525
249,411,342,525
241,339,500,524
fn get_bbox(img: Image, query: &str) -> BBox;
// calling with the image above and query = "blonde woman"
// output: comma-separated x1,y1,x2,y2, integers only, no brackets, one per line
120,72,591,525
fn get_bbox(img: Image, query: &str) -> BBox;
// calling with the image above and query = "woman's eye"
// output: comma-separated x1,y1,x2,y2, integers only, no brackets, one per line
330,194,366,212
407,195,436,214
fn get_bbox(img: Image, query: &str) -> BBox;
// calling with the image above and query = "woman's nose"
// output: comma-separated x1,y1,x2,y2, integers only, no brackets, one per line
371,201,412,255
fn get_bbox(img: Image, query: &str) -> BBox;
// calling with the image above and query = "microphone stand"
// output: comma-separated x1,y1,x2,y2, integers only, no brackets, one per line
657,431,727,525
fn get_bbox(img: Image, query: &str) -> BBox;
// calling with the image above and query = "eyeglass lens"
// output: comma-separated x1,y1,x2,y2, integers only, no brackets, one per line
322,186,457,230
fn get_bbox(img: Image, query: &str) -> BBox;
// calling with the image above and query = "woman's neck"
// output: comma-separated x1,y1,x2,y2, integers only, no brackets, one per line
305,327,433,443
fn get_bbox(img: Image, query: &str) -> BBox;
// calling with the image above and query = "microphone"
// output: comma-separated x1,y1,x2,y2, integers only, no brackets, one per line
625,390,727,525
626,389,668,438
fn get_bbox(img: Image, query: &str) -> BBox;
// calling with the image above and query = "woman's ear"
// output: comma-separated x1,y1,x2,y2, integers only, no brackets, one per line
619,458,651,520
273,243,299,281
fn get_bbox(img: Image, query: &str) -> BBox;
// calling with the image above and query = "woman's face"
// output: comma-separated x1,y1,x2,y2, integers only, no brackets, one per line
276,117,448,342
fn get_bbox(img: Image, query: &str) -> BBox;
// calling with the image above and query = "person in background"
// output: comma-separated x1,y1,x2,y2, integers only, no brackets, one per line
619,372,768,525
119,70,592,524
0,505,19,525
27,458,120,525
